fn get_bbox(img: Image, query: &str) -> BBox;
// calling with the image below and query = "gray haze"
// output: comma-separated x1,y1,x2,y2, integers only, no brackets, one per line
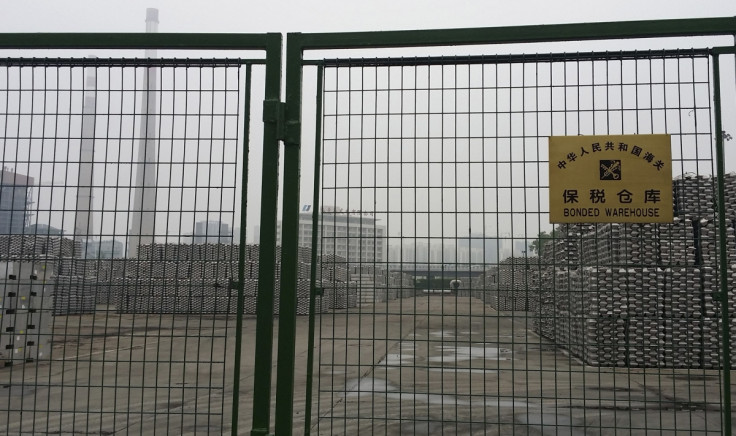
1,1,735,254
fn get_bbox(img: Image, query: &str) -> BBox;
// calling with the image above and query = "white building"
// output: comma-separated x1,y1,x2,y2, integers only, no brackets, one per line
193,220,232,244
0,168,33,235
279,209,386,264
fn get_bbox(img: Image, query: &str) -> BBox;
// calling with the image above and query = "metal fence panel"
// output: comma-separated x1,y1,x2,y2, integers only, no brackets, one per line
307,49,734,434
0,58,263,434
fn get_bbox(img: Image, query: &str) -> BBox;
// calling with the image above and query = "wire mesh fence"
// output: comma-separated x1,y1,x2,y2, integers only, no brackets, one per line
2,21,736,436
0,58,261,434
309,49,733,434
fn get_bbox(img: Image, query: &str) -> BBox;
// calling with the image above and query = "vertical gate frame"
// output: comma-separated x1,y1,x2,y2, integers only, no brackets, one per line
251,32,283,436
712,43,736,436
282,17,736,436
0,32,283,436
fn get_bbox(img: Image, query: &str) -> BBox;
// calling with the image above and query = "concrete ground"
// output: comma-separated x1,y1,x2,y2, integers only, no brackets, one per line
0,296,732,435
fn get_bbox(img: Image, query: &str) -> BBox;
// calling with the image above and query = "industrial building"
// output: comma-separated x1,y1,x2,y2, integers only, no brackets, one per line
279,209,387,264
0,167,33,235
193,220,232,244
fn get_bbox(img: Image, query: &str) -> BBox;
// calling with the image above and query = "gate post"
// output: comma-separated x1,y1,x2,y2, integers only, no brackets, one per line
711,52,732,436
273,32,305,436
249,32,283,436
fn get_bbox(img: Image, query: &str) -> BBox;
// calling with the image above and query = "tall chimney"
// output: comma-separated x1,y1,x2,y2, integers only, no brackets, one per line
74,57,97,254
128,8,160,258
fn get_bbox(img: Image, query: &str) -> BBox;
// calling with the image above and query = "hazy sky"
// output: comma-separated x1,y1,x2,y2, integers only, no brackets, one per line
2,1,736,246
1,0,734,34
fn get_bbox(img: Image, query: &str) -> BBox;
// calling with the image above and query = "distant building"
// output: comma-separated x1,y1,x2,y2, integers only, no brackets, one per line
399,240,430,264
388,239,442,266
0,168,33,235
84,239,125,259
279,210,386,264
389,237,500,267
458,234,499,265
25,223,64,236
193,220,232,244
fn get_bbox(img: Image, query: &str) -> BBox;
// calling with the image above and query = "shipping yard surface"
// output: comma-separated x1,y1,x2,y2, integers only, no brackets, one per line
0,296,732,435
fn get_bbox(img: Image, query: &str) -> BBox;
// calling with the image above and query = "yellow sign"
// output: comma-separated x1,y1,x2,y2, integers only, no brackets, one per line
549,134,673,223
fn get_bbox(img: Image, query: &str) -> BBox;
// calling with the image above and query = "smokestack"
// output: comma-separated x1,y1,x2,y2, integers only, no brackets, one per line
145,8,159,32
74,56,97,253
128,8,160,258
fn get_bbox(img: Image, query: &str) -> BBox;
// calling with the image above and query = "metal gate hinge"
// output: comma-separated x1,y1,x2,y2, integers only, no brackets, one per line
263,99,300,145
263,99,286,140
284,119,301,146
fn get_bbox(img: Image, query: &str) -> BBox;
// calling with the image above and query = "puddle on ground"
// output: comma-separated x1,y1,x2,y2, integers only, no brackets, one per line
428,367,497,374
344,377,532,408
516,412,587,436
344,377,394,393
429,345,512,363
378,353,415,366
429,330,456,338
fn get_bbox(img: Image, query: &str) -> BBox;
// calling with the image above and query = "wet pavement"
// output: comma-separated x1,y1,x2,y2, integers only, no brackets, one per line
308,296,730,435
0,295,731,434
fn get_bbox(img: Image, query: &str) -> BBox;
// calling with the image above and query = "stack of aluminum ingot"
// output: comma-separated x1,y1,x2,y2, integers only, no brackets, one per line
94,259,128,282
571,267,660,367
240,279,327,315
722,171,736,359
0,235,81,259
552,224,592,265
52,275,97,315
93,259,127,304
673,173,716,217
533,265,559,338
52,256,100,315
530,173,736,368
114,242,241,314
0,262,54,365
268,278,331,315
353,271,388,305
700,218,736,267
388,271,413,300
535,268,579,351
241,278,259,314
115,243,353,316
483,256,540,311
472,264,511,306
55,258,98,277
314,254,353,309
628,224,663,265
348,264,391,304
115,278,236,314
322,281,358,309
659,217,699,266
699,215,736,367
319,254,350,283
297,279,331,315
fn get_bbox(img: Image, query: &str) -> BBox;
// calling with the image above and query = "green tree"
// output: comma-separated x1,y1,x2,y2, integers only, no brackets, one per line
528,230,556,255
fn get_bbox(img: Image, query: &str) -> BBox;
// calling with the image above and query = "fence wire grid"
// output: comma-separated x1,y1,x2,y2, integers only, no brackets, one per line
3,20,736,436
0,58,263,434
308,49,735,434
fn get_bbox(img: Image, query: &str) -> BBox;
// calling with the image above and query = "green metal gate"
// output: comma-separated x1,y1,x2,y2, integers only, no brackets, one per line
4,17,736,436
0,34,283,434
281,19,736,435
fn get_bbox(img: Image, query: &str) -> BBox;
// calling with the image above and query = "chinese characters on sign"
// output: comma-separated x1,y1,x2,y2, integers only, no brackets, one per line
549,134,673,223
